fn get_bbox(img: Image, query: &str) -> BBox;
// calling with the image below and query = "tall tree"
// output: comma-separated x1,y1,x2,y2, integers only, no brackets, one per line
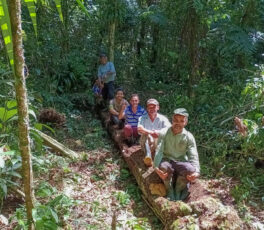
8,0,35,229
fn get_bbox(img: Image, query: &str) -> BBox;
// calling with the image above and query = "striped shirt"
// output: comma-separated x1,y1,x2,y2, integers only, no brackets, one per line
125,105,147,127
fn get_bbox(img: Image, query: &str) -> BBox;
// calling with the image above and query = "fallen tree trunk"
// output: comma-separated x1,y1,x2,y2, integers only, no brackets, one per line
99,110,247,230
32,129,79,160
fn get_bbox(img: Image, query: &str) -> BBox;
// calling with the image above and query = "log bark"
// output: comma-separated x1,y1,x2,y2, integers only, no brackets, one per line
99,109,245,229
32,129,79,160
8,1,35,229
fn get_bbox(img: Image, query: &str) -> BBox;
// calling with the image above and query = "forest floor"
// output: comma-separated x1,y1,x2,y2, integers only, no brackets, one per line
1,110,264,229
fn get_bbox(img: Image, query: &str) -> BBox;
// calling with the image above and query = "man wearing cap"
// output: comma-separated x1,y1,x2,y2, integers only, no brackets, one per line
154,108,200,201
98,53,116,101
138,99,171,167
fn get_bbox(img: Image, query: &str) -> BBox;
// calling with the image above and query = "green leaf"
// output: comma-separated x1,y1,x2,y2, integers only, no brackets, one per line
6,100,17,109
0,179,7,195
0,107,5,121
4,109,17,122
34,123,55,134
12,161,22,170
44,221,58,230
34,123,42,130
0,0,14,71
50,209,58,223
0,150,15,156
6,171,22,178
23,0,37,35
54,0,63,21
75,0,90,17
29,109,37,120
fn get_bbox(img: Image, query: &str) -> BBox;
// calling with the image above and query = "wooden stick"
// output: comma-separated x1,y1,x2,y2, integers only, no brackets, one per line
31,128,79,160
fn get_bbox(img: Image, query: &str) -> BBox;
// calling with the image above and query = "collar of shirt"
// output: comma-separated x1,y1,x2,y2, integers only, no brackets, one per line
128,105,142,114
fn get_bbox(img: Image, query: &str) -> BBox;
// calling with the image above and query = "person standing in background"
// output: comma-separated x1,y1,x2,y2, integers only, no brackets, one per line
98,53,116,101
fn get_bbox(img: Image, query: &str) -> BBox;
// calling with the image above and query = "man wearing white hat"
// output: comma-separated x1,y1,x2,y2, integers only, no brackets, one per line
138,98,171,166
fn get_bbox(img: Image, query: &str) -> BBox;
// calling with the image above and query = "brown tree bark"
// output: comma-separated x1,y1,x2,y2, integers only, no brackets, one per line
8,1,35,229
109,20,116,62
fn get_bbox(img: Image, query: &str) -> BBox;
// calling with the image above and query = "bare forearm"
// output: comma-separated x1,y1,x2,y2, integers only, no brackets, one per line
118,110,125,119
110,109,119,116
138,126,152,135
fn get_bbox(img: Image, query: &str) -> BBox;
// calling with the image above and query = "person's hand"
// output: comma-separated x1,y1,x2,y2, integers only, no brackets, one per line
155,167,168,180
186,172,199,182
121,103,127,111
150,130,159,138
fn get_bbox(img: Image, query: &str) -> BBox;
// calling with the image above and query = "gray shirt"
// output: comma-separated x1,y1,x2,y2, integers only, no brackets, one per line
97,62,116,83
138,113,171,136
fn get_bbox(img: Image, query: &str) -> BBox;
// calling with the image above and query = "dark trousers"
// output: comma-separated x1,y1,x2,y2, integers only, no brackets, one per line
160,160,195,189
102,81,114,100
111,115,125,129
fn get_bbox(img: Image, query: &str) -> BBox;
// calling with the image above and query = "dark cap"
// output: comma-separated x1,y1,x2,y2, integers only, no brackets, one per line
99,53,107,58
173,108,189,118
147,98,159,106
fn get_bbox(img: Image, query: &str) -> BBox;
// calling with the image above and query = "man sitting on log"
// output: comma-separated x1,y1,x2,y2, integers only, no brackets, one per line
109,88,129,129
137,98,171,167
119,94,146,145
154,108,200,201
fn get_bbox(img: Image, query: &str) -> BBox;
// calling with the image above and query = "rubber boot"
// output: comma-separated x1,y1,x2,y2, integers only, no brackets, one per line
164,179,175,201
174,176,188,201
180,186,190,200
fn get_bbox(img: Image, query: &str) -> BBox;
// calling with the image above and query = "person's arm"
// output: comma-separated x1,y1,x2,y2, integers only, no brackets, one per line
97,67,105,85
106,62,116,75
186,132,200,181
154,137,167,180
109,101,119,116
118,104,127,120
137,116,151,135
153,136,165,168
104,62,116,81
138,125,155,135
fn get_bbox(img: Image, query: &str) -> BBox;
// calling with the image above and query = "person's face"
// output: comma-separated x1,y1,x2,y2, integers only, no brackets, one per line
147,104,159,116
130,96,139,107
100,56,107,65
172,114,188,134
115,91,124,100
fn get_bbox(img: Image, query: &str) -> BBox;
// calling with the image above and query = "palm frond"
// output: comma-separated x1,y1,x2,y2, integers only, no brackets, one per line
54,0,63,22
0,0,14,72
24,0,37,35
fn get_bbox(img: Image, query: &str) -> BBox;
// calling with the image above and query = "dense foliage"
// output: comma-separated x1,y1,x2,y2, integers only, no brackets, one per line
0,0,264,228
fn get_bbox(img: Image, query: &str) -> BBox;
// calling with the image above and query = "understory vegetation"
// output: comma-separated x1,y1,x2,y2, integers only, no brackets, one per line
0,0,264,229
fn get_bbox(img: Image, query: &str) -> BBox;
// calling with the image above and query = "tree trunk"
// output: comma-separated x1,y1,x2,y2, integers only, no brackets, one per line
8,1,35,229
150,25,159,67
61,0,69,56
108,20,116,62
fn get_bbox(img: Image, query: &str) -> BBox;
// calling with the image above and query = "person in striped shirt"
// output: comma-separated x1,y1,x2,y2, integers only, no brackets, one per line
119,94,147,145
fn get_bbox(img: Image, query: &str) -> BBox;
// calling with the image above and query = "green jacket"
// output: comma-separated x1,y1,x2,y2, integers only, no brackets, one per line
154,127,200,173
